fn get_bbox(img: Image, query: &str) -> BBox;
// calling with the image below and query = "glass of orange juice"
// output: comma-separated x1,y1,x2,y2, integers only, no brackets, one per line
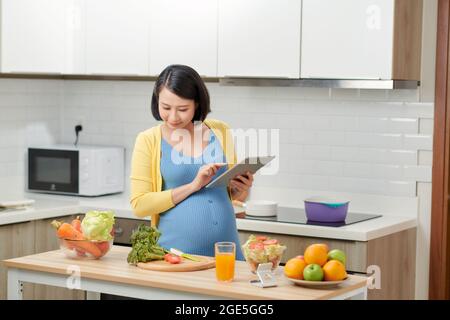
215,242,236,282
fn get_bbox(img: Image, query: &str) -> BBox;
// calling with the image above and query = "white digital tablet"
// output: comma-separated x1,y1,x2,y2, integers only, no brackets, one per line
205,156,275,189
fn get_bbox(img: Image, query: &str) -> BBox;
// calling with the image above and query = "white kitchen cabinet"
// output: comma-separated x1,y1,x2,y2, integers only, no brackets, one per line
85,0,151,75
1,0,66,73
149,0,218,77
218,0,302,78
1,0,85,74
301,0,423,80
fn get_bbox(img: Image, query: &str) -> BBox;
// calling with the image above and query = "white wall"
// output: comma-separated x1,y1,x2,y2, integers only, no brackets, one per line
0,79,62,196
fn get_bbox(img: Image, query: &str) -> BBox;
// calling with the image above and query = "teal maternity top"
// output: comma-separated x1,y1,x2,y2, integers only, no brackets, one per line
158,130,244,260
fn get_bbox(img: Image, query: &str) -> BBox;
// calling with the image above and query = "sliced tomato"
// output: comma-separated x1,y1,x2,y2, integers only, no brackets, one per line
167,255,181,264
249,242,264,250
255,236,268,242
164,253,181,264
263,239,279,245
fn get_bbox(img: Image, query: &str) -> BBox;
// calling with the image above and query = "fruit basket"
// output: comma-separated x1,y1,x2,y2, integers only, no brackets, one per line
242,235,286,273
284,244,348,289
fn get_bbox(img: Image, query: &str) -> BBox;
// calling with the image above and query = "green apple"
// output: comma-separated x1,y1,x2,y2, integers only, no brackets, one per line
328,249,346,265
303,264,324,281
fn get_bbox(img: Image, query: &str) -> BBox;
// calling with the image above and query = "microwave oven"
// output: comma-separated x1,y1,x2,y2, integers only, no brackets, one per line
28,145,125,196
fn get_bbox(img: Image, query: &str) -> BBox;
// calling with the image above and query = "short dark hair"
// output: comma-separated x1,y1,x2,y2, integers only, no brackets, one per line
151,64,211,122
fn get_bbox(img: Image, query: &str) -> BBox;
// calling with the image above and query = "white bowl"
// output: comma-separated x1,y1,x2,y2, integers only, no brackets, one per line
245,200,278,217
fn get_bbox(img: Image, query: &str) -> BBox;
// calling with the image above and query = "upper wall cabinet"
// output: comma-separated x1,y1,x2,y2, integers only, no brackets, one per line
85,0,151,75
149,0,218,77
1,0,86,75
218,0,302,79
301,0,423,80
1,0,66,73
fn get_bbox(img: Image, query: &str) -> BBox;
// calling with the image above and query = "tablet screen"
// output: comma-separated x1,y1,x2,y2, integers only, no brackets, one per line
205,156,275,189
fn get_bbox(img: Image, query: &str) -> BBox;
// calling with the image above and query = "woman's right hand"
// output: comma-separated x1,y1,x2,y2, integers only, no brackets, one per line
191,163,226,191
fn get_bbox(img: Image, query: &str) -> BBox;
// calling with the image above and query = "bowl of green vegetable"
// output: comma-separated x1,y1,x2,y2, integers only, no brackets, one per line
52,210,115,260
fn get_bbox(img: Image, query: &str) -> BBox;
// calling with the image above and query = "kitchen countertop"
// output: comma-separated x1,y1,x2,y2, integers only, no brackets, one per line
3,245,368,300
0,192,417,241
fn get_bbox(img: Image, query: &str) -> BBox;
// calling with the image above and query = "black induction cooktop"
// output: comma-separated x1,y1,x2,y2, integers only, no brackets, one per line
237,206,382,227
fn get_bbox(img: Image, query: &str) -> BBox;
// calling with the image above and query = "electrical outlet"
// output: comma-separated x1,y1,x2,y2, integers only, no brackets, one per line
75,116,85,127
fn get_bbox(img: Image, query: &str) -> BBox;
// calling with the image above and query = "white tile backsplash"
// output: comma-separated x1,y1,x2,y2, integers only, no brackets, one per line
58,81,433,197
0,79,434,198
404,165,433,182
0,79,62,193
404,134,433,150
418,150,433,166
419,118,434,134
344,132,403,148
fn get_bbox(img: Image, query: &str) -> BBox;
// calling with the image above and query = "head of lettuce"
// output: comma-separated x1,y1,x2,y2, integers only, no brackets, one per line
81,210,115,241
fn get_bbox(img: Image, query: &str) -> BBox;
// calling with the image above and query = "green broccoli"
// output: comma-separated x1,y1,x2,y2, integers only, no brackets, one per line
127,224,166,265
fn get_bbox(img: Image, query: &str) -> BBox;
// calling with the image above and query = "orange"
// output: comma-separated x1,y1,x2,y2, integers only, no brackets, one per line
317,243,329,253
322,260,347,281
284,257,307,280
304,244,328,266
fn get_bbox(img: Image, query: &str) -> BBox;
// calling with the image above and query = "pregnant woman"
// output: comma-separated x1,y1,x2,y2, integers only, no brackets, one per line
130,64,253,260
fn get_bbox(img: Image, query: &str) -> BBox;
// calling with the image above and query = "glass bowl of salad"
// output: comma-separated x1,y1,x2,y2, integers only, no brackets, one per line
241,235,286,273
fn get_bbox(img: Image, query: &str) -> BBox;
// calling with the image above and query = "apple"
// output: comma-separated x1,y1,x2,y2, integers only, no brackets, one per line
303,264,324,281
328,249,346,265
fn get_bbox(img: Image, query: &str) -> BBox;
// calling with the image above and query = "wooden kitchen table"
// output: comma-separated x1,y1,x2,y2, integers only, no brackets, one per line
4,245,368,300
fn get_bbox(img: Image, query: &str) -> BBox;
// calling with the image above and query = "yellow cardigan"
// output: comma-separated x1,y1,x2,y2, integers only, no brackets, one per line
129,119,237,227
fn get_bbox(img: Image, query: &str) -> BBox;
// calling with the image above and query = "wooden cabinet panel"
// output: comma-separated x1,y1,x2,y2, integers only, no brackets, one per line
0,221,35,300
366,228,416,300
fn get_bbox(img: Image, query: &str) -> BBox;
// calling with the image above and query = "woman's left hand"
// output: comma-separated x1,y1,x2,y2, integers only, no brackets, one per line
230,171,254,201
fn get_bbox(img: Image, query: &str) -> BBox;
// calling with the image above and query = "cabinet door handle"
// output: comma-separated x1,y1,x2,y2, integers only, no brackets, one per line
114,227,124,236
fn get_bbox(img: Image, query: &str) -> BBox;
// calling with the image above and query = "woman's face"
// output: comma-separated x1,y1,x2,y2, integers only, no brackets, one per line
158,86,196,130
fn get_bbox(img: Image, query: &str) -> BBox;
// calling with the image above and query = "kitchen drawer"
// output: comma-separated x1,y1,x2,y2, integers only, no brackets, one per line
238,231,368,273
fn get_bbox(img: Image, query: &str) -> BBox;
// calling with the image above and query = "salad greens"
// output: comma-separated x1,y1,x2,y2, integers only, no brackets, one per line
81,210,115,241
127,224,166,265
242,235,286,272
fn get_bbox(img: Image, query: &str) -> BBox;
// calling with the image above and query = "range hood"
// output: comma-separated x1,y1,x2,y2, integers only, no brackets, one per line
219,78,419,90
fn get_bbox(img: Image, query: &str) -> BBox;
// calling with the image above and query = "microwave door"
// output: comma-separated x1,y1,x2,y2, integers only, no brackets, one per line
28,148,79,194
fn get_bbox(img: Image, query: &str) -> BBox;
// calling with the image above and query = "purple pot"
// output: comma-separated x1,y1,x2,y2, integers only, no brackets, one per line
304,200,349,222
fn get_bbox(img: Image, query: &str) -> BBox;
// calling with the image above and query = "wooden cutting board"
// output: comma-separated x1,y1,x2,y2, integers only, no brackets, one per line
137,255,216,272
